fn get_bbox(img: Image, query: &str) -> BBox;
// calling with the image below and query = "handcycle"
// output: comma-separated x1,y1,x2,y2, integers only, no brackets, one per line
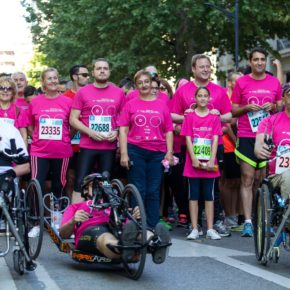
44,171,171,280
0,175,44,274
253,145,290,266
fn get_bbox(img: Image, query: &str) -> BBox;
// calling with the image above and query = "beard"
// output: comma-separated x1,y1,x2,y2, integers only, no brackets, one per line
95,76,108,83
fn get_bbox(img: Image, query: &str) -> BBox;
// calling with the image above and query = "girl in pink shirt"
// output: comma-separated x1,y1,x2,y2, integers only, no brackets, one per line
181,87,222,240
0,77,28,145
119,70,174,229
27,68,72,201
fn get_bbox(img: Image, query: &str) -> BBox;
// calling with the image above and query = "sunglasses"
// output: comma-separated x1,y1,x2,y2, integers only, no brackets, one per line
160,86,167,91
0,86,13,92
77,73,90,78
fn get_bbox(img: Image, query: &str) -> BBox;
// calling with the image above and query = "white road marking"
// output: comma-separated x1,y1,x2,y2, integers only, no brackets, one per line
0,258,17,290
170,238,290,289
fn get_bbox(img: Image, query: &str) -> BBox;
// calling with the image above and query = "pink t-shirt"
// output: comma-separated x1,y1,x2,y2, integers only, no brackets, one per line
15,97,29,111
27,94,73,158
0,103,28,128
171,81,231,144
257,111,290,175
232,74,282,138
61,200,109,247
181,111,221,178
72,83,125,150
119,97,173,152
126,89,169,104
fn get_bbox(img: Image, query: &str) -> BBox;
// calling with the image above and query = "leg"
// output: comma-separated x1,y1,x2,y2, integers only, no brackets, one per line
97,149,116,176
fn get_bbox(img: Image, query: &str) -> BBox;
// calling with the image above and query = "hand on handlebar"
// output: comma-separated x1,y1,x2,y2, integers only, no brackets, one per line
73,210,89,224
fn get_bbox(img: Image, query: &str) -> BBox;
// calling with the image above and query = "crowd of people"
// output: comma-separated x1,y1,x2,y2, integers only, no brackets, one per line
1,47,290,257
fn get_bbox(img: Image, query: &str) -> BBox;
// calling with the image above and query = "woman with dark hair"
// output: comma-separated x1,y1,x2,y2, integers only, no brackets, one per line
119,70,174,229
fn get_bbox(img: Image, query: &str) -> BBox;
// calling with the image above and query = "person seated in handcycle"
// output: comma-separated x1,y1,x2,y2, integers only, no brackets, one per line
59,177,171,264
0,119,30,230
255,85,290,203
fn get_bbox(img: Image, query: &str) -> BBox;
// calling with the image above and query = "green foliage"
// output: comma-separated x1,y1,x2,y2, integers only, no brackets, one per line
22,0,290,83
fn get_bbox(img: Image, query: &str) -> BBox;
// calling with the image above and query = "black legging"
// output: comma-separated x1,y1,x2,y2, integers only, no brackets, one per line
74,148,115,192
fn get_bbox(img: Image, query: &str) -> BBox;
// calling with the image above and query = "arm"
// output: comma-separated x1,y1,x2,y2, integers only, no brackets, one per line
232,103,261,118
12,163,30,177
69,109,105,141
171,113,184,124
19,127,28,148
220,112,232,123
185,136,200,168
206,135,218,170
119,126,130,170
273,59,284,86
164,131,174,164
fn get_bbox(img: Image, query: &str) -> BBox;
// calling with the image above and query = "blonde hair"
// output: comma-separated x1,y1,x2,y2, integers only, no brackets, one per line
0,77,17,102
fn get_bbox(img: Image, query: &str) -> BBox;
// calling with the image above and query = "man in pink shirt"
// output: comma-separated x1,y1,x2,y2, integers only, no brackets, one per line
70,58,125,203
11,72,29,111
232,47,282,237
171,54,232,237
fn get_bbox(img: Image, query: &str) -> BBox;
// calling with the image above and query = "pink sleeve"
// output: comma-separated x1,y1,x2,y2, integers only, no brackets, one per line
171,88,184,114
257,116,270,135
113,91,126,129
118,103,130,127
163,107,174,132
231,80,241,104
15,107,29,128
72,90,83,110
219,90,232,114
212,116,222,136
26,103,34,127
276,82,282,102
180,114,192,136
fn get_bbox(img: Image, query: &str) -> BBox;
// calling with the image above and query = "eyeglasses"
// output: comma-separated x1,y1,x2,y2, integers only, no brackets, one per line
151,86,159,90
0,86,13,92
77,73,90,78
160,86,167,91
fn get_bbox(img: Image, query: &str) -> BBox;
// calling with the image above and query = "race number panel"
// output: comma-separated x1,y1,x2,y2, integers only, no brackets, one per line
89,115,111,134
248,110,269,133
193,138,211,161
71,131,80,145
39,118,63,140
275,146,290,174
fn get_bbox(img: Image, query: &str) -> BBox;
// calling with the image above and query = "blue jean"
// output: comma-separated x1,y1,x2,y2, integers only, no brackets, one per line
127,144,164,229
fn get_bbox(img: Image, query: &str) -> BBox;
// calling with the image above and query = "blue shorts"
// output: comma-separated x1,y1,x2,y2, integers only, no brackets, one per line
188,178,215,201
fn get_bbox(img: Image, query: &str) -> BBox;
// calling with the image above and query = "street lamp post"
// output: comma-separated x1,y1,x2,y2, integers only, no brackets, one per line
205,0,239,70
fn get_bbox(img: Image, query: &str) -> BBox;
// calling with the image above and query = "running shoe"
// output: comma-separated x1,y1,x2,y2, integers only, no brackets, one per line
224,216,238,229
151,223,171,264
121,221,138,262
159,218,173,231
214,220,231,237
177,214,188,228
241,222,253,237
206,229,221,240
186,229,199,240
28,226,40,238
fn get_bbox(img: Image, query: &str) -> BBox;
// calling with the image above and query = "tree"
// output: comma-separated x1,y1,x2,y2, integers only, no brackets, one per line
22,0,290,83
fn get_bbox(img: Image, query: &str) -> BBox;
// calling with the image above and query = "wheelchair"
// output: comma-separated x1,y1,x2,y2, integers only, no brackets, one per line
44,172,170,280
0,175,44,274
254,177,290,265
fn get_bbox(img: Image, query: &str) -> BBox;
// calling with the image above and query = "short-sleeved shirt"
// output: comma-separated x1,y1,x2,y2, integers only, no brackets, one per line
232,74,282,138
181,111,222,178
126,89,169,105
72,83,125,150
0,103,28,129
119,97,173,152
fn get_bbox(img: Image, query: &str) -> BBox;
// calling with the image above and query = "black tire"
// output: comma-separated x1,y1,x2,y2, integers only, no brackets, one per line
254,188,266,262
121,184,147,280
13,250,25,275
111,179,124,196
24,179,44,260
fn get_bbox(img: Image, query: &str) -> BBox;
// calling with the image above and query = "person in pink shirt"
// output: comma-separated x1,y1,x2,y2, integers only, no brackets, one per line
27,68,73,237
69,58,125,203
255,85,290,201
181,86,222,240
171,54,232,237
232,47,282,237
0,77,28,145
11,72,29,111
119,70,174,229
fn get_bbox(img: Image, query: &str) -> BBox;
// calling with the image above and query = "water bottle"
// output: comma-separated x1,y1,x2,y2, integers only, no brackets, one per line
50,194,62,230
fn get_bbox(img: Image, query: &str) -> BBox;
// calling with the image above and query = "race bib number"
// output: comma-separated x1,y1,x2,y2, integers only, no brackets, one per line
71,131,80,145
193,138,211,160
247,110,269,133
275,145,290,174
89,115,111,135
0,118,15,126
39,118,63,140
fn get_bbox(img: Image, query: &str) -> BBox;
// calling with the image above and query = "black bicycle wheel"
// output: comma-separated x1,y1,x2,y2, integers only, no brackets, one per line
111,179,124,196
121,184,147,280
13,250,25,275
24,179,44,260
254,187,266,262
261,183,272,255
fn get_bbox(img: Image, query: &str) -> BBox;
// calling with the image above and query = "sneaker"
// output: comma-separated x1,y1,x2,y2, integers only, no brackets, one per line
231,224,244,232
214,220,231,237
224,216,238,229
177,214,188,228
28,226,40,238
241,222,253,237
206,229,221,240
151,223,171,264
186,229,199,240
159,218,173,231
197,224,204,236
121,221,138,262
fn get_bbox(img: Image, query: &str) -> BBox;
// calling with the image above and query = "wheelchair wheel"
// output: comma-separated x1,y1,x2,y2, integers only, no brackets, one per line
254,187,266,262
121,184,147,280
13,250,25,275
24,179,44,260
111,179,124,196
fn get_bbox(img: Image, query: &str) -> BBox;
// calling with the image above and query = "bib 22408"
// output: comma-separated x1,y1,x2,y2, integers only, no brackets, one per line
193,138,211,160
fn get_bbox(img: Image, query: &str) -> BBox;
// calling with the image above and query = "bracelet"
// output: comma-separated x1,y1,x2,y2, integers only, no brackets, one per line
167,150,174,154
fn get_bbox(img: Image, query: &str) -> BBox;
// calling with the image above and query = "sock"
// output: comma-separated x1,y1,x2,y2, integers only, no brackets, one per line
245,219,252,224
